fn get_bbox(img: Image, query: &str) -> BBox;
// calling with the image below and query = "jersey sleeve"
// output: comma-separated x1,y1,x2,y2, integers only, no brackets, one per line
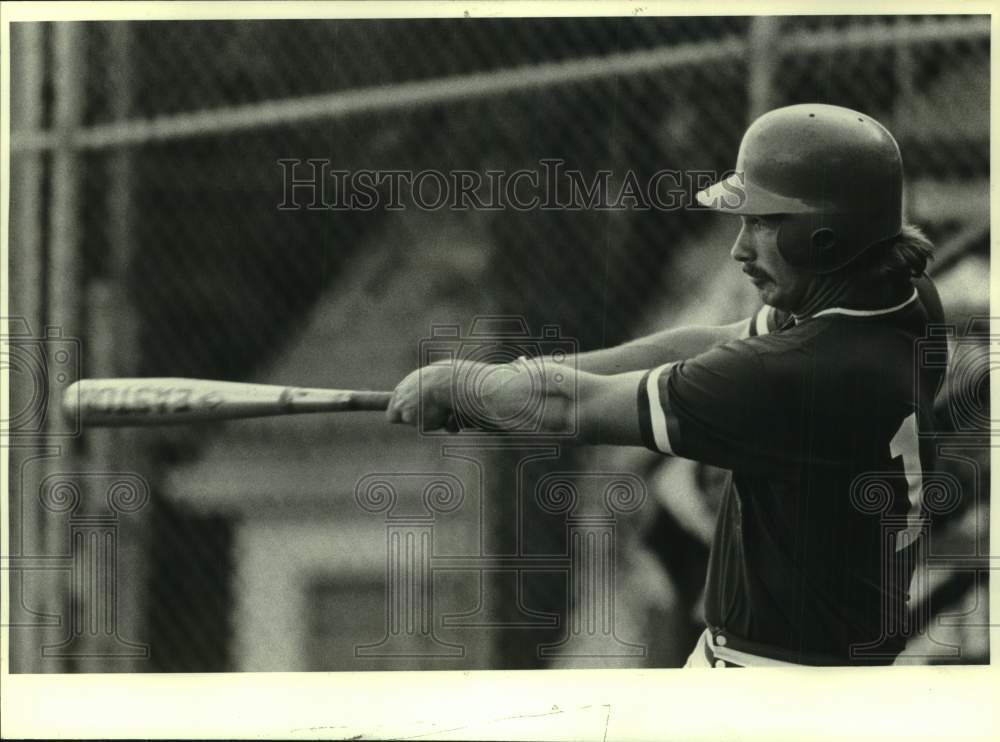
744,304,792,338
636,339,802,472
744,305,771,338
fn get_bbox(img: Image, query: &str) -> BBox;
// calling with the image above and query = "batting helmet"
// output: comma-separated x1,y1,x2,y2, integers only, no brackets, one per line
696,103,903,274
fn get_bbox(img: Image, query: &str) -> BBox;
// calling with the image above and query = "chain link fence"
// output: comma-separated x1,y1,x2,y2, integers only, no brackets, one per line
7,14,990,672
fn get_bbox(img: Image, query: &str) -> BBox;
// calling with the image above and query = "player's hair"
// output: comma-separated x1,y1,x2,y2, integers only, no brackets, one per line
848,222,934,282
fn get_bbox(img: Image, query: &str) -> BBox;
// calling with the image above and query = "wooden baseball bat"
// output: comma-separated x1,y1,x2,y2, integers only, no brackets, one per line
63,378,393,427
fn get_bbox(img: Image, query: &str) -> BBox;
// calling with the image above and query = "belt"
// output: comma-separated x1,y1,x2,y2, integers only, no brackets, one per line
704,628,900,667
703,635,741,668
703,630,811,668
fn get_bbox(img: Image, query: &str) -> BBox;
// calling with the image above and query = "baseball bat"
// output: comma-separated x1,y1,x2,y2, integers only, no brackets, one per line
63,378,393,427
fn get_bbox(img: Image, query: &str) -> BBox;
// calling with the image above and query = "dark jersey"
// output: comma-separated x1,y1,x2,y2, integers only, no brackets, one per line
637,278,945,665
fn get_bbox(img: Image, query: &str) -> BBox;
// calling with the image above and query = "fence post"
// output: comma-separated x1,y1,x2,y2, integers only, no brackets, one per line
87,21,152,672
748,17,781,121
45,21,86,672
8,22,48,674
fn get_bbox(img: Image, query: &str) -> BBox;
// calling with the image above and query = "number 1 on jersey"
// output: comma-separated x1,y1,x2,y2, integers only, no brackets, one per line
890,412,923,550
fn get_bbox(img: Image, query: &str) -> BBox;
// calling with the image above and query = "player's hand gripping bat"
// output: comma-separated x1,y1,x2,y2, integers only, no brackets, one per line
63,378,393,427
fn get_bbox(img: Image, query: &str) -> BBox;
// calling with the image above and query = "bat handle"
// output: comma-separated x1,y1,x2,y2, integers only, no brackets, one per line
348,390,394,411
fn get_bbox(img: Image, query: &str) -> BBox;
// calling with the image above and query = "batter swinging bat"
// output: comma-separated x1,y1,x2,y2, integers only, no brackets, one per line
63,378,393,427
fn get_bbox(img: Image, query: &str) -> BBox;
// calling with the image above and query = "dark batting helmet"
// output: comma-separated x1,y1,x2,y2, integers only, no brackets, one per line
696,103,903,274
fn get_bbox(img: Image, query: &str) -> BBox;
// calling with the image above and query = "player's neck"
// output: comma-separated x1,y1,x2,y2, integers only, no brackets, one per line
791,275,912,320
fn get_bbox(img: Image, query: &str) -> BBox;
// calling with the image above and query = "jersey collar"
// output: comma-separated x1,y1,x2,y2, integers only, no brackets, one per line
792,288,919,324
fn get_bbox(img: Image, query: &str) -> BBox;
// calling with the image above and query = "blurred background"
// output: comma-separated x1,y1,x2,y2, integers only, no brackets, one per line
6,14,990,672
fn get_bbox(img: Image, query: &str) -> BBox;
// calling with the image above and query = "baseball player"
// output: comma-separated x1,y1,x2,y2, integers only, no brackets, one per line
388,103,946,667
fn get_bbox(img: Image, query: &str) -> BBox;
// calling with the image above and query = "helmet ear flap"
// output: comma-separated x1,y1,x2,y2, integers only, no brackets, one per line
777,210,903,274
777,214,840,273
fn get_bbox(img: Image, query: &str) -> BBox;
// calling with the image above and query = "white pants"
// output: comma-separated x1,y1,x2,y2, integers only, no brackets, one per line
683,629,714,668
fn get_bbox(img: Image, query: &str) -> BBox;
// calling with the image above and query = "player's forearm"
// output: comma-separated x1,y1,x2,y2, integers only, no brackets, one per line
573,369,648,444
472,360,645,445
571,320,746,374
388,358,650,446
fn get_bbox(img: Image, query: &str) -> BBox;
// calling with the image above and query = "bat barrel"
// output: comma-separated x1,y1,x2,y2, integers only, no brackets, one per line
63,378,393,427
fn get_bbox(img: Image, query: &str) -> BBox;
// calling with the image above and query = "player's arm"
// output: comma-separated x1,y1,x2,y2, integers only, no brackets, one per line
388,325,790,468
386,358,647,445
569,319,747,374
566,306,778,374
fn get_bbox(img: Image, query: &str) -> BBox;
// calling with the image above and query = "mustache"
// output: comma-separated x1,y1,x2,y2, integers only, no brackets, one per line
742,264,771,281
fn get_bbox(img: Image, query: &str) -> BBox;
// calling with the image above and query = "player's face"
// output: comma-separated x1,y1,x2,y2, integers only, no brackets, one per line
730,215,811,310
